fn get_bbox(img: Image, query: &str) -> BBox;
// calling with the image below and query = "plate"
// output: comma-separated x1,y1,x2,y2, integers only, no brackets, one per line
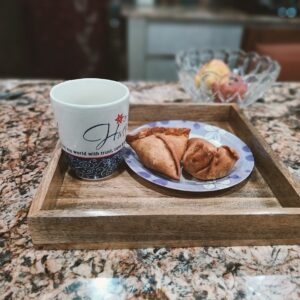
124,120,254,192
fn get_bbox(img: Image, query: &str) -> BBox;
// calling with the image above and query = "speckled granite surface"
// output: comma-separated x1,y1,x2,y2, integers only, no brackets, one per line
0,80,300,299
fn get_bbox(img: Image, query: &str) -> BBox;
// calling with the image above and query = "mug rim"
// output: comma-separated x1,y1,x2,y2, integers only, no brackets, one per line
50,78,130,109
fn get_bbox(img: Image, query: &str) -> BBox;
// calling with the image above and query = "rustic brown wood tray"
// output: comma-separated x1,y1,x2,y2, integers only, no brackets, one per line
29,104,300,249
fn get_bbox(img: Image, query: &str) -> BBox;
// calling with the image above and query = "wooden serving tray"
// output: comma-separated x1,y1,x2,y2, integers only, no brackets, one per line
29,104,300,249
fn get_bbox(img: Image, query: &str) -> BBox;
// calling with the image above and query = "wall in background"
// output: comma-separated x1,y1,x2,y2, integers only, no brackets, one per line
243,27,300,81
22,0,108,79
0,0,28,77
1,0,300,81
0,0,128,80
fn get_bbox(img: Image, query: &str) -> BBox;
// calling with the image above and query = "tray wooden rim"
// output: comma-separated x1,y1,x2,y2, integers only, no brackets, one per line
28,103,300,248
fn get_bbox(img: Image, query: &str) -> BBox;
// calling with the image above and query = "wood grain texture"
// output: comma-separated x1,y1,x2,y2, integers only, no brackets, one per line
30,208,300,247
128,103,231,122
34,238,300,250
229,105,300,207
29,143,67,214
55,167,277,211
28,104,300,249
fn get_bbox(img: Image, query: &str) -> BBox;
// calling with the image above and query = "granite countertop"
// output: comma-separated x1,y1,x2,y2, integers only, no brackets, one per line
1,80,300,299
122,5,300,27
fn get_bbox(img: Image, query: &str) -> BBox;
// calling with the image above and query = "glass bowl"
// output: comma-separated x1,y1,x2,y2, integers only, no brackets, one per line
176,49,280,107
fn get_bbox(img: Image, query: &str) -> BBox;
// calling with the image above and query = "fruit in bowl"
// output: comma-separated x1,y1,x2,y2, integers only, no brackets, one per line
194,59,231,89
195,59,248,103
176,49,281,107
212,74,248,103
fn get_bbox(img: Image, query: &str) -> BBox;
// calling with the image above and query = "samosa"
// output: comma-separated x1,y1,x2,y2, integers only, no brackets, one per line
183,138,239,180
126,127,190,180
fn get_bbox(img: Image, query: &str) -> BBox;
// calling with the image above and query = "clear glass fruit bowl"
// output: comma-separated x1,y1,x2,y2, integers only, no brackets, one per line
176,49,281,107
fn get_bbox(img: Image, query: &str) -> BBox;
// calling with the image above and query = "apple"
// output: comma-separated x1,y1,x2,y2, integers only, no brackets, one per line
212,75,248,103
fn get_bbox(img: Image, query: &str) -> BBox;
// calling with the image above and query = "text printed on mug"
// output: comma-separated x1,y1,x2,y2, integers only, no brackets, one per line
62,113,128,157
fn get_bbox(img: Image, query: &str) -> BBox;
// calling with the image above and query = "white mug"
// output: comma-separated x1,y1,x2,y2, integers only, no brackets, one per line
50,78,130,180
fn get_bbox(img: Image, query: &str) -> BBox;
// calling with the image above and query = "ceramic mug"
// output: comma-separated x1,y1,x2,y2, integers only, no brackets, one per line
50,78,130,180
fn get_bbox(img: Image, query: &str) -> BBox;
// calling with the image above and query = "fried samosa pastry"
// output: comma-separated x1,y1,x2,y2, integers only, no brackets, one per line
126,127,190,180
183,138,239,180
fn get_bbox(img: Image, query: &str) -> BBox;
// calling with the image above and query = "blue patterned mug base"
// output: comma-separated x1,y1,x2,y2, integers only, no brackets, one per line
65,149,125,180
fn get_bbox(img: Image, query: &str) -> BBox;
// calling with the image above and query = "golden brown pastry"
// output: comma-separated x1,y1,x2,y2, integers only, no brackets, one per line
183,138,239,180
126,127,190,180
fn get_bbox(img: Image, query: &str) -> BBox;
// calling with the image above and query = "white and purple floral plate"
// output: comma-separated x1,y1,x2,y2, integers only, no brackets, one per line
124,120,254,192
